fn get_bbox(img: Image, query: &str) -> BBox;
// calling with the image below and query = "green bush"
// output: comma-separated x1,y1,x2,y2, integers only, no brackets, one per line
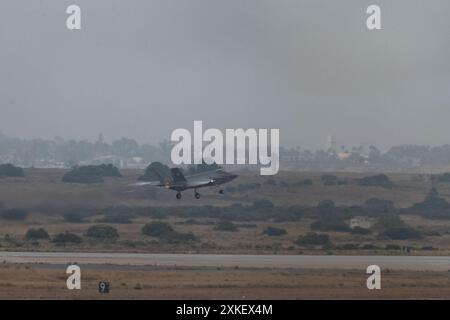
142,222,174,237
214,221,238,232
162,231,197,243
52,232,83,244
358,174,395,188
321,175,346,186
382,227,423,240
62,164,122,183
85,225,120,241
432,172,450,183
25,228,50,241
142,222,196,242
409,188,450,219
321,174,338,183
376,213,405,229
263,226,287,236
0,164,25,178
311,216,350,232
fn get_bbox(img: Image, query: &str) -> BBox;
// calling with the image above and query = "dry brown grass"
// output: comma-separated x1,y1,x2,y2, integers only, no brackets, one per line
1,169,450,254
0,264,449,299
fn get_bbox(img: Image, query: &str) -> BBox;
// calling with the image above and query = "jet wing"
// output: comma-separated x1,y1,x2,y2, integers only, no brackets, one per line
130,181,165,187
186,179,214,188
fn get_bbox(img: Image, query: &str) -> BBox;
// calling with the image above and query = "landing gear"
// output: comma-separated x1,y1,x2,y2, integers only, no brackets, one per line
219,189,224,194
176,192,182,200
195,192,201,199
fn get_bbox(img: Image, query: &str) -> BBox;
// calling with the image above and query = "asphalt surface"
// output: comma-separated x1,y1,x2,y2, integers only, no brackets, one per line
1,252,449,271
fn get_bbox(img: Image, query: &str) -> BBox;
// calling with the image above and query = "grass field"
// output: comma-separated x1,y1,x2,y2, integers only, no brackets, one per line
1,169,450,255
1,264,449,299
1,168,450,299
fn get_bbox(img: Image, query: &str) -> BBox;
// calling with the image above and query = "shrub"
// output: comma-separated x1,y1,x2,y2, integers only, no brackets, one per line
25,228,50,241
62,164,122,183
376,213,405,229
142,222,196,242
358,174,395,188
263,226,287,236
52,232,83,244
97,164,122,177
0,164,25,178
163,231,197,242
142,222,174,237
316,200,336,215
432,172,450,183
321,174,338,184
321,174,346,186
409,188,450,219
1,209,27,221
214,221,238,232
85,225,120,241
295,232,330,246
311,216,350,232
382,227,423,240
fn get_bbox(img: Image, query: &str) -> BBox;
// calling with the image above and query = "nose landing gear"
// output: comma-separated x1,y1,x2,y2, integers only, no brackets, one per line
176,192,182,200
195,192,201,199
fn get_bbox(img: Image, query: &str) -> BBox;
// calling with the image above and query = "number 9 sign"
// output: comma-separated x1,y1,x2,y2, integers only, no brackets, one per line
99,281,110,294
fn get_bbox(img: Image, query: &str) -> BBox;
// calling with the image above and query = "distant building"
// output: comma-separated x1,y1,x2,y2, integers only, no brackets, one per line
98,133,104,144
326,135,336,153
337,152,351,160
349,216,373,229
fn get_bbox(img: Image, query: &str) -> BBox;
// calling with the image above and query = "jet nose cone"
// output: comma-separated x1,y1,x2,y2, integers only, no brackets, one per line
229,174,238,180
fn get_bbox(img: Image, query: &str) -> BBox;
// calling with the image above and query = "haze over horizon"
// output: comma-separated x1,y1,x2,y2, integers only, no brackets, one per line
1,0,449,150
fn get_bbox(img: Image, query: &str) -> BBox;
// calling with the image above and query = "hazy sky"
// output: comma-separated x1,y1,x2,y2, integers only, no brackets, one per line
0,0,449,149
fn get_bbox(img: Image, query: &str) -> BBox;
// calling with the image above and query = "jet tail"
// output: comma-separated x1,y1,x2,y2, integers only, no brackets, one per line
171,168,187,182
144,163,172,183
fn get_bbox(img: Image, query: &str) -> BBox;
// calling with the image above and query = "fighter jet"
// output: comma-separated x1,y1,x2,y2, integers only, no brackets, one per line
132,167,238,199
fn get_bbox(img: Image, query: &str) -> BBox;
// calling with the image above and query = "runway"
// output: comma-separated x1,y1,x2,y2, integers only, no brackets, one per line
1,252,449,271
